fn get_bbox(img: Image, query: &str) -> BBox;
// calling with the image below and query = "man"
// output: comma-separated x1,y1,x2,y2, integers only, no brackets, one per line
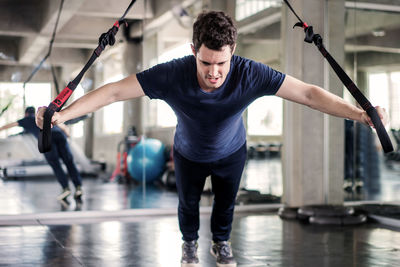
1,106,83,203
36,11,386,267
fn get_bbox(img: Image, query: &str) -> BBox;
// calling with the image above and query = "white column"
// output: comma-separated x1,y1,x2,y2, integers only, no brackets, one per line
281,0,345,206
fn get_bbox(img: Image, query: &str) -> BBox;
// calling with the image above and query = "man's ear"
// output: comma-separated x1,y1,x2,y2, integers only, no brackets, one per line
231,44,236,55
191,44,196,56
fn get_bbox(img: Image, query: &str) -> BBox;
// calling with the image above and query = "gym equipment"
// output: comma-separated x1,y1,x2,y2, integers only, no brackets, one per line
247,142,282,159
283,0,393,153
278,207,298,220
279,205,367,225
110,127,139,183
385,129,400,167
0,133,104,179
298,205,366,225
356,204,400,229
236,188,281,205
127,138,167,183
23,0,64,88
344,121,381,193
159,146,176,190
38,0,137,153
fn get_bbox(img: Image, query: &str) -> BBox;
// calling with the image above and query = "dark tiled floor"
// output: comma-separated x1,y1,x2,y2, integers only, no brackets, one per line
0,154,400,266
1,213,400,266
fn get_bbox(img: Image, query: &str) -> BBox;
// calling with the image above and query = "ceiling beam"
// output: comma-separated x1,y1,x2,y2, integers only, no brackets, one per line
18,0,86,65
346,1,400,13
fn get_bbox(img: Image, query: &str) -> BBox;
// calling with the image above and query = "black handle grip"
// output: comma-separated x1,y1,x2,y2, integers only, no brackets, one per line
366,107,394,153
38,106,56,153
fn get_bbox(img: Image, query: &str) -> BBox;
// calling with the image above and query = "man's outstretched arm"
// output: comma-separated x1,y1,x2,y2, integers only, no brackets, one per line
275,74,387,126
0,121,18,132
36,73,145,129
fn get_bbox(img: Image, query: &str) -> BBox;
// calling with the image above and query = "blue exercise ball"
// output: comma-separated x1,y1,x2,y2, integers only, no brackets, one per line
127,138,166,182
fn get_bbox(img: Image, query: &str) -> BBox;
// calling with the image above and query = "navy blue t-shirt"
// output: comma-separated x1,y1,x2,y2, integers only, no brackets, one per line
18,115,64,139
137,55,285,162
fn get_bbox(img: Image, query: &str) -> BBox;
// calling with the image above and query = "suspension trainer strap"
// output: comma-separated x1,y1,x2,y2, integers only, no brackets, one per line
38,0,137,153
24,0,65,87
283,0,393,153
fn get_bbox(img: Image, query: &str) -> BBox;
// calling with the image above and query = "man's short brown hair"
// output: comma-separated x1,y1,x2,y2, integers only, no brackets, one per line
192,11,237,53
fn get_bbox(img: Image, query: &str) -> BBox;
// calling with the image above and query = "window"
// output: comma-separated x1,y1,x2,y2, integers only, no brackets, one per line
389,72,400,129
369,73,389,110
236,0,281,21
156,101,176,127
152,43,192,128
69,84,85,138
369,72,400,129
0,82,51,138
247,96,282,136
158,43,192,64
103,74,124,134
24,83,52,108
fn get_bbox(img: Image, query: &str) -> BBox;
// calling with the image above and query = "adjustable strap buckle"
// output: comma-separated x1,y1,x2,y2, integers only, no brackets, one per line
95,19,127,57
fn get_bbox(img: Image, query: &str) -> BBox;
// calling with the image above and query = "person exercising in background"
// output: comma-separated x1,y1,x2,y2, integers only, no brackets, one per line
0,106,83,203
36,11,387,267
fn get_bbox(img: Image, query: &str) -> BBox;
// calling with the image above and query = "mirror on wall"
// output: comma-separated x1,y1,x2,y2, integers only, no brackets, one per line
1,1,399,217
343,3,400,202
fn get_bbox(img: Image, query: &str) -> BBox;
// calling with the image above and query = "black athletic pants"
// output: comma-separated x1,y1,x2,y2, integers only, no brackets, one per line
174,143,247,242
44,131,82,189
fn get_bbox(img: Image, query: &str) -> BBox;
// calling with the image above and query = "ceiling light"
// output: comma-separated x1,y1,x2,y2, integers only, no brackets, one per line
372,28,385,37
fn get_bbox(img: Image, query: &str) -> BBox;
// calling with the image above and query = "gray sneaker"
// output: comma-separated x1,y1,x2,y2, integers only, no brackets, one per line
74,185,83,200
210,241,237,267
57,188,71,201
181,240,200,267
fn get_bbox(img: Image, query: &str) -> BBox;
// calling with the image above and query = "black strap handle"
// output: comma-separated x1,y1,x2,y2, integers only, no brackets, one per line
38,81,76,153
283,0,393,153
38,104,56,153
38,0,136,153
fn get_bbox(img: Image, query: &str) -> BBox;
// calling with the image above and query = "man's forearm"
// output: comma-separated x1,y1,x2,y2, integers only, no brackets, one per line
57,83,117,124
277,75,365,123
56,74,145,124
0,121,18,131
307,86,364,122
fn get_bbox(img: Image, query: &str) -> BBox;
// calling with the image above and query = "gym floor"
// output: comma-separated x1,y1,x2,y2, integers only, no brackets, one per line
0,156,399,266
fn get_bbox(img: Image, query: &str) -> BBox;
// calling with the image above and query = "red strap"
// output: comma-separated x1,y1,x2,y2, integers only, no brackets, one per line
53,86,73,108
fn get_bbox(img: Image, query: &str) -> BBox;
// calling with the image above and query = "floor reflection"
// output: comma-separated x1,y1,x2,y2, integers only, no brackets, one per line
0,214,399,266
0,153,399,214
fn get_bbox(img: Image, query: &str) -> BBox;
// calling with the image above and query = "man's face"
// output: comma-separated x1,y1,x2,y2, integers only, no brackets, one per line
192,44,235,92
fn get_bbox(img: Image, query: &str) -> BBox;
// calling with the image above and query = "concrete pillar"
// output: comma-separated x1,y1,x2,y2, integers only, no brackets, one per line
281,0,345,206
357,71,368,95
83,70,95,158
123,40,144,136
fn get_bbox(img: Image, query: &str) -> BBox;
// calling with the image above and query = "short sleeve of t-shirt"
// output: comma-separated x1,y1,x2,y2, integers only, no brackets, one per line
229,56,285,99
136,56,194,100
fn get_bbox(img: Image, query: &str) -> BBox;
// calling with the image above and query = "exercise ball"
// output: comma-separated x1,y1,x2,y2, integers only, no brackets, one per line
127,138,166,182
